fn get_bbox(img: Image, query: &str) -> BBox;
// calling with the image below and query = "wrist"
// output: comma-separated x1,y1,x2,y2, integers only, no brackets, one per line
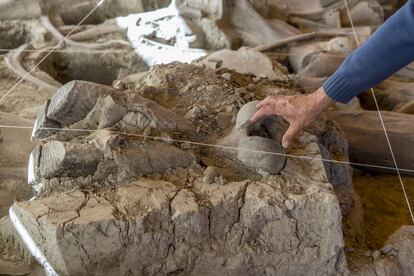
308,87,335,113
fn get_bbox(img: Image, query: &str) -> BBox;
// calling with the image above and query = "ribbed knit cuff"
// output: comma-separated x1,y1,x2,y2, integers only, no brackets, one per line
323,72,356,104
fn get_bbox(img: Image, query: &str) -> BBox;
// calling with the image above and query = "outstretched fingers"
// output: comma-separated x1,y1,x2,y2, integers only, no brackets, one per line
252,96,288,122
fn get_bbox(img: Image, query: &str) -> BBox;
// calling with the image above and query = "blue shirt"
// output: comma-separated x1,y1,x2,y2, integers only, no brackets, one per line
323,0,414,103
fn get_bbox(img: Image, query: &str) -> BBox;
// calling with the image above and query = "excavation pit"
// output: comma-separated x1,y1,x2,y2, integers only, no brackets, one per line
38,50,148,86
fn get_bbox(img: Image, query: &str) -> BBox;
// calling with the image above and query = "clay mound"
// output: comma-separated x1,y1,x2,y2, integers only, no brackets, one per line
12,62,353,275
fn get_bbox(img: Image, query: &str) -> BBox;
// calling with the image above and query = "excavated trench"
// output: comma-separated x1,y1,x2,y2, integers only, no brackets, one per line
38,50,149,85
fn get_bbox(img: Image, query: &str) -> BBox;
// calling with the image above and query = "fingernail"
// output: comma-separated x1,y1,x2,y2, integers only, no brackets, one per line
282,141,289,149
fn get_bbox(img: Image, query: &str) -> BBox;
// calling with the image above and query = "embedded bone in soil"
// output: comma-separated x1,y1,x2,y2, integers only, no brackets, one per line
235,100,286,142
288,37,353,77
397,100,414,114
199,49,286,80
41,16,130,49
372,80,414,111
37,80,195,137
46,81,117,125
230,0,300,46
67,20,122,41
395,62,414,80
34,141,103,179
31,139,194,182
328,110,414,175
223,100,287,174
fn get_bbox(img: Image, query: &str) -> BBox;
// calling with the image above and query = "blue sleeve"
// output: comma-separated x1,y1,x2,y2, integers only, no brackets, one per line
323,0,414,103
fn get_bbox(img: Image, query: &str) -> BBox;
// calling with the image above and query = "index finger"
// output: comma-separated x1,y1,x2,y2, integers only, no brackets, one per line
256,95,286,109
250,106,272,122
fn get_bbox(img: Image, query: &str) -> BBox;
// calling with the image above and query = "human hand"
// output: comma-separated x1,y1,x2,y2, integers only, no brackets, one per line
250,87,334,149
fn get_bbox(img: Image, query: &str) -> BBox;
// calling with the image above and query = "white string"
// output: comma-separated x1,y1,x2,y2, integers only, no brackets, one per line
0,48,131,53
343,0,414,223
0,0,107,104
0,47,351,57
0,0,411,221
2,123,414,174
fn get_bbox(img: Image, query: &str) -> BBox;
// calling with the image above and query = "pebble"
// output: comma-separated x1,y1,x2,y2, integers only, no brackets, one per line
247,84,255,91
112,80,124,90
381,244,393,255
284,199,295,210
203,166,219,184
221,73,232,81
186,106,202,120
364,251,372,257
373,250,381,260
253,76,261,83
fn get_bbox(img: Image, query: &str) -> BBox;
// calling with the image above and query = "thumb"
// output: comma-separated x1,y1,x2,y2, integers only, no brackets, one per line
282,123,301,149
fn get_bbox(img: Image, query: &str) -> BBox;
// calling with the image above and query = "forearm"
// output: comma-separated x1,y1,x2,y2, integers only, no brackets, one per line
323,0,414,103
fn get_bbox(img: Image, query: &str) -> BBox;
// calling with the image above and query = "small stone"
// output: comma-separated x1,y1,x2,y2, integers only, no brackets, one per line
381,244,393,255
373,250,381,260
112,80,124,90
185,106,202,120
247,84,255,91
221,73,232,81
203,166,219,184
253,76,261,83
284,199,295,210
364,251,372,257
